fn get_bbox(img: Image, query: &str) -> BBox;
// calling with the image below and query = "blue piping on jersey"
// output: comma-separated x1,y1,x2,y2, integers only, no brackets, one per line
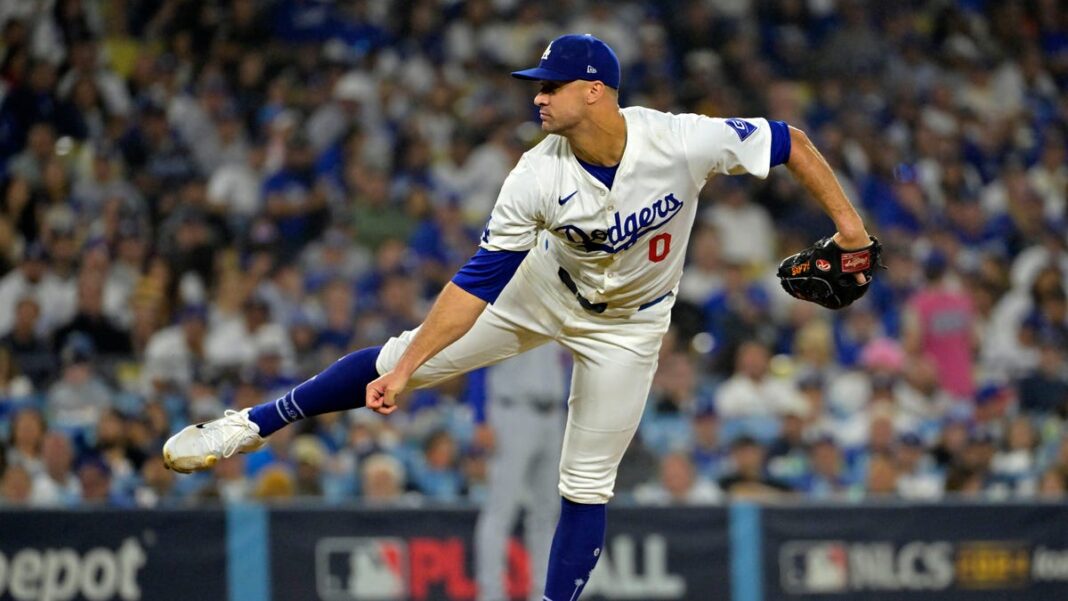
638,291,672,311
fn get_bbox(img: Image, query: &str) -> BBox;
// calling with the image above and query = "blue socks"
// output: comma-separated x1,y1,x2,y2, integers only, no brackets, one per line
248,346,382,436
543,498,606,601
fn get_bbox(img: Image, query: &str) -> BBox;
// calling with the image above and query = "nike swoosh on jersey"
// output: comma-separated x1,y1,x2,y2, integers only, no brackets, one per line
558,190,578,205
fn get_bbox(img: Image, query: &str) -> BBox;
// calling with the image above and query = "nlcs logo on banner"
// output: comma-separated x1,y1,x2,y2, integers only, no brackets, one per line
316,538,407,601
780,540,955,594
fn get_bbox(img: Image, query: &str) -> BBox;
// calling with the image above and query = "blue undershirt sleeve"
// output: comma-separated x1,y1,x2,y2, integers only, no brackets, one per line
769,120,792,167
451,248,529,304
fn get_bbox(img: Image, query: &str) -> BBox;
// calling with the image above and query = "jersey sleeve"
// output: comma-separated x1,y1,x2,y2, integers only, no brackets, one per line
451,248,529,303
678,115,783,184
479,155,544,252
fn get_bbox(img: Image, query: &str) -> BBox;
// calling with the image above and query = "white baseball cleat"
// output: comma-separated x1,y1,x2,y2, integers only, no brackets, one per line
163,409,266,474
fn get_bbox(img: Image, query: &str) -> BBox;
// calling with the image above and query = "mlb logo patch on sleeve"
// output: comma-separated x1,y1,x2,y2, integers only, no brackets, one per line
725,118,757,142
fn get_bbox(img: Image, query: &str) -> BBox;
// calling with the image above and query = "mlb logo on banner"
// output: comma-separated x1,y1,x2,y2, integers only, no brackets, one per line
316,538,407,600
780,541,849,594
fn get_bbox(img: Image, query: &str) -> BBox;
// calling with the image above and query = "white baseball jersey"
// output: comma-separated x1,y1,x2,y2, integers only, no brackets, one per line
480,106,778,317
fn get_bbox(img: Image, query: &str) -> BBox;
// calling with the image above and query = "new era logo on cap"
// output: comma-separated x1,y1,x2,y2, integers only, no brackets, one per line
512,34,621,89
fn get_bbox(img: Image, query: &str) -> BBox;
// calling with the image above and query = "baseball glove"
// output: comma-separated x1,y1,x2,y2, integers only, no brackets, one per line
777,236,883,310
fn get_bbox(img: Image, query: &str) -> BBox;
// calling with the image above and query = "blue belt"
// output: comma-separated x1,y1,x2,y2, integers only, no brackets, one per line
557,267,672,314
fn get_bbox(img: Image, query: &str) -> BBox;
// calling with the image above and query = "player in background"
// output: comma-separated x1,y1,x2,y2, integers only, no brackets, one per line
164,34,872,601
472,344,568,601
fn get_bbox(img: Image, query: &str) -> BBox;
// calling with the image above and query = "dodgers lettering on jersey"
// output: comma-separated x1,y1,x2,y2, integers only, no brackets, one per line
481,107,776,316
554,192,685,254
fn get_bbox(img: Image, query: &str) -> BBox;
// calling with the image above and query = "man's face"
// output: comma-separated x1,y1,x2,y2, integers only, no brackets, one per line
13,300,39,330
42,434,73,477
534,80,591,134
810,442,840,477
733,444,764,475
661,454,694,498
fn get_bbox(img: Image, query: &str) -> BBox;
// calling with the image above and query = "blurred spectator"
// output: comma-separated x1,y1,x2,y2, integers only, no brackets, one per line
718,436,792,499
766,400,812,487
410,430,464,502
207,143,265,233
798,435,860,499
76,456,123,506
895,433,944,500
361,453,409,505
833,302,886,368
253,465,296,502
262,136,328,254
71,147,142,220
1018,342,1068,414
613,432,660,497
702,179,775,269
119,103,197,201
691,405,727,483
349,168,411,252
717,340,803,418
704,262,776,372
202,454,252,504
677,225,725,305
0,60,84,157
992,416,1039,489
903,251,977,400
792,320,840,382
53,270,132,357
4,407,46,475
947,429,1017,499
0,297,55,388
1039,469,1067,499
865,452,900,498
56,39,131,117
45,334,113,432
141,304,208,394
134,455,177,508
299,227,371,294
634,452,721,505
0,243,77,336
30,431,81,507
94,409,138,491
291,435,327,497
1018,281,1068,357
7,123,56,186
205,295,294,374
895,356,954,439
642,352,699,454
0,463,32,506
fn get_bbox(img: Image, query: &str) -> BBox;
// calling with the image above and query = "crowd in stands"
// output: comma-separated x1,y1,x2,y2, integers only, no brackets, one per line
0,0,1066,508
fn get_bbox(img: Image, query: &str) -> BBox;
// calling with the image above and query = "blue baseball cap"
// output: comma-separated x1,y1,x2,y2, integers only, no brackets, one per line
512,34,621,89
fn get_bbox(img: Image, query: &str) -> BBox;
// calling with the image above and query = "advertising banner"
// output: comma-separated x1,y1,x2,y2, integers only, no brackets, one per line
763,503,1068,601
269,506,729,601
0,509,227,601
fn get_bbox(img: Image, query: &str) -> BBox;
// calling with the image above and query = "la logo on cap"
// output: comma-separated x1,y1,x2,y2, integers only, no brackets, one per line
542,42,552,60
